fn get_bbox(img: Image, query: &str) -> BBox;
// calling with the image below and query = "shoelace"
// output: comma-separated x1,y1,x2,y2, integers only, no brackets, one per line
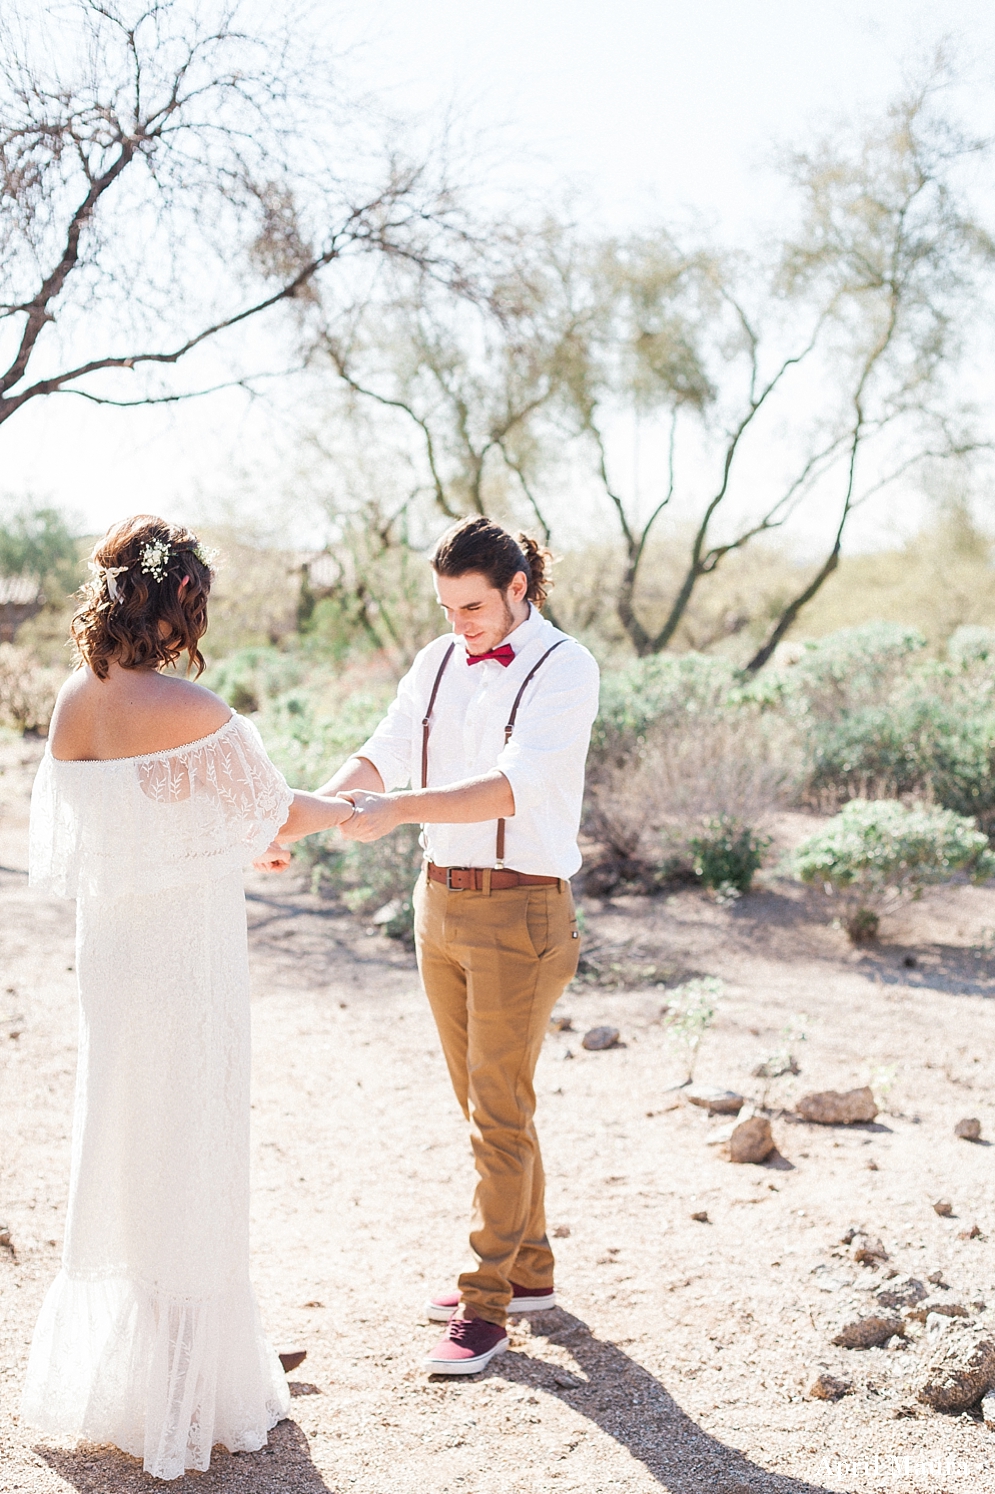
446,1315,490,1342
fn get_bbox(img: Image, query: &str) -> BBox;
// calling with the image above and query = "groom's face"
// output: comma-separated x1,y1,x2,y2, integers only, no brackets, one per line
435,570,526,654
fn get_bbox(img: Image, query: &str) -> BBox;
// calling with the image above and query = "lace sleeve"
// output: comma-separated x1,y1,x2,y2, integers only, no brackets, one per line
28,750,79,898
30,715,294,900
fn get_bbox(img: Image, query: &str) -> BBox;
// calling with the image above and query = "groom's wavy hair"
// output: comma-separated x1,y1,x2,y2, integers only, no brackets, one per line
430,516,554,608
72,515,215,680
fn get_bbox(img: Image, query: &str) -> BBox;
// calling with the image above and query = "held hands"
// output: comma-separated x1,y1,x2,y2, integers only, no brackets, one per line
253,792,358,873
337,788,402,843
252,841,293,873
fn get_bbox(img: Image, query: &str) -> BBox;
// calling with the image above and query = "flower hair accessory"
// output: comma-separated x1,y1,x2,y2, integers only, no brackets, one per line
139,539,172,583
88,560,129,602
190,541,218,569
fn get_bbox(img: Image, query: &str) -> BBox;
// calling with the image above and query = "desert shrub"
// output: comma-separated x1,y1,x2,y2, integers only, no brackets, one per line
0,503,82,602
779,622,927,723
948,625,995,666
585,657,800,884
206,647,307,715
791,798,995,941
219,652,420,935
0,643,65,733
800,690,995,817
689,816,771,898
591,652,741,761
776,624,995,831
295,822,424,939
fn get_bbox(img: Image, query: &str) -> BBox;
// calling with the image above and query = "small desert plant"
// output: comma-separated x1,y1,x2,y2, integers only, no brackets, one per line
688,815,771,898
661,976,723,1083
753,1013,807,1080
791,798,995,942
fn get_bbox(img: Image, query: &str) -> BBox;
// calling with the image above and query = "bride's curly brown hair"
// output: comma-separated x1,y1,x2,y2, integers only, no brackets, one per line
72,515,216,681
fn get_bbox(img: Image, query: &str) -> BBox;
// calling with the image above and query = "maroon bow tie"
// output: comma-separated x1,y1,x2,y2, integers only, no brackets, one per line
466,644,515,667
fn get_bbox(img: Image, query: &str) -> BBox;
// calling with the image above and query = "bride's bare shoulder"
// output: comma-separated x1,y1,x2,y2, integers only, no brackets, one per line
155,677,232,737
49,669,232,761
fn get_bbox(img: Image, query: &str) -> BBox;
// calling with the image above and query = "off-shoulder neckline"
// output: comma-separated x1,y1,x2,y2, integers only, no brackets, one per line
47,712,239,766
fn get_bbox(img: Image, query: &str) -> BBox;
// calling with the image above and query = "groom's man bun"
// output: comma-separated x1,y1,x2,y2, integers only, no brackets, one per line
431,516,554,609
72,514,215,681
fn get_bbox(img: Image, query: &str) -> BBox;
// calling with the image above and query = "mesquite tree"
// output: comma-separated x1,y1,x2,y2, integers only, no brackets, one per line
308,70,993,666
0,0,466,431
564,75,994,666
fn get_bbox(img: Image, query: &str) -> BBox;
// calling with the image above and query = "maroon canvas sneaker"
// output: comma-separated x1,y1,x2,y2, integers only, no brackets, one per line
425,1281,557,1322
424,1313,509,1375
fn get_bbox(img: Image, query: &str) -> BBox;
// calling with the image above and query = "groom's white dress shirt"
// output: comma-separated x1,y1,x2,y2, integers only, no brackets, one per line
356,605,600,878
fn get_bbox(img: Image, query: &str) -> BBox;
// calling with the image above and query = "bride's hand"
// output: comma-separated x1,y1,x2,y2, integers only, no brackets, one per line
253,841,292,873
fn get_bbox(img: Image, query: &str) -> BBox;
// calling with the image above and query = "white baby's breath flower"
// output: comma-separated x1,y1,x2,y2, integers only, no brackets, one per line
139,540,171,583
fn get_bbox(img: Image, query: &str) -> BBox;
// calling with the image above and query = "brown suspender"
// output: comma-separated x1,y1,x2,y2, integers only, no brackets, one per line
495,640,567,865
421,637,568,868
421,642,455,791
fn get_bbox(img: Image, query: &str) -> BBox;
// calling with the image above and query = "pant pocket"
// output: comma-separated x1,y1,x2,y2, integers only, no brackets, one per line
525,894,549,959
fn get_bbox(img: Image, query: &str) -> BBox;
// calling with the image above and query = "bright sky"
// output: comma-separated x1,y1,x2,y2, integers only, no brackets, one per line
3,0,995,546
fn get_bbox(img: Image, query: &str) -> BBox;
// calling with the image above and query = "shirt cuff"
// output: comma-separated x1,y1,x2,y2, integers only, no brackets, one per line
495,747,542,818
353,739,409,794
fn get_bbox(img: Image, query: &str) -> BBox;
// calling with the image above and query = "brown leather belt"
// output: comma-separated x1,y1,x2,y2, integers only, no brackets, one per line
427,863,560,892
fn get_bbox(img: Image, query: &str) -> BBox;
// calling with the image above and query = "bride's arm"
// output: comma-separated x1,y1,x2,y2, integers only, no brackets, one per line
275,790,356,845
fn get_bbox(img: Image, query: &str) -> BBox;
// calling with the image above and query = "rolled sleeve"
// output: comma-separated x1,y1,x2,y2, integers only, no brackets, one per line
355,671,419,792
495,653,600,819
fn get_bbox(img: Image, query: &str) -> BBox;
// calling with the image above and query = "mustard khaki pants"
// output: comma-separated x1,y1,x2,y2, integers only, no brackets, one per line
413,870,581,1327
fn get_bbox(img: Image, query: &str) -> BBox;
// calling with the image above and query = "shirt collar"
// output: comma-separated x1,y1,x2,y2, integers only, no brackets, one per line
455,602,544,661
502,601,543,653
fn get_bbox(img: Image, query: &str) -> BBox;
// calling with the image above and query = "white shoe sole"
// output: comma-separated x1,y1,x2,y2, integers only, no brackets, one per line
425,1292,556,1322
423,1335,509,1375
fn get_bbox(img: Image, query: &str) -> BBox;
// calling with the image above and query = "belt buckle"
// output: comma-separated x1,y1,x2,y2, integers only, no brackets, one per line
446,866,464,890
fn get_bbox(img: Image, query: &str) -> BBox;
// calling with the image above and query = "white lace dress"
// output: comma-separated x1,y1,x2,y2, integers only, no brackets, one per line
21,713,295,1481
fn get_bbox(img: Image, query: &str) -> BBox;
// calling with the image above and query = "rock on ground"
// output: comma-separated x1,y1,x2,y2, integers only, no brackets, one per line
728,1112,775,1164
797,1087,878,1125
875,1276,927,1310
582,1025,620,1051
954,1117,982,1140
906,1299,970,1323
832,1315,904,1349
808,1372,851,1401
851,1233,889,1265
915,1323,995,1413
683,1085,744,1114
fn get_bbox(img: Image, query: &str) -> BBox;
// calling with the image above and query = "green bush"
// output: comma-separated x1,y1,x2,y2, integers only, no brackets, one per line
584,653,796,881
689,816,771,897
591,652,740,764
781,623,927,721
0,643,65,733
948,626,995,666
791,798,995,941
216,652,419,935
774,624,995,831
205,647,307,716
295,822,424,940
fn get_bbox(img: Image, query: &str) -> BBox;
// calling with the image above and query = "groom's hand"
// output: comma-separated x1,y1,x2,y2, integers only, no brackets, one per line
338,789,401,843
253,841,292,872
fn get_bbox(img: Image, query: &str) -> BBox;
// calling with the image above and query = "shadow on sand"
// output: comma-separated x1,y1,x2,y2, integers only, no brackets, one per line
35,1416,334,1493
433,1308,835,1494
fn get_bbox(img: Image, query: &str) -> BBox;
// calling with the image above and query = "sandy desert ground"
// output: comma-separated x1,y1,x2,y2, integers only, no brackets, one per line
3,733,995,1494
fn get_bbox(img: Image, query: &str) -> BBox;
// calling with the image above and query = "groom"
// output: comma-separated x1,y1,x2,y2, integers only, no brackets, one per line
316,516,599,1374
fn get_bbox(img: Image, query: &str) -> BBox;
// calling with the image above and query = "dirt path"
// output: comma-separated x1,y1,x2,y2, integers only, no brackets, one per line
4,736,995,1493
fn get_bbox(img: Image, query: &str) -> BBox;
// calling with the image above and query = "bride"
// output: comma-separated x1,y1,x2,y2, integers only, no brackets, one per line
21,515,354,1480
